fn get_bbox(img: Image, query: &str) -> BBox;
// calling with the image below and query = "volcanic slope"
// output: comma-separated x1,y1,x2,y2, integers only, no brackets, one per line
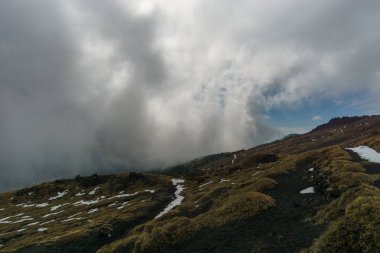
1,115,380,253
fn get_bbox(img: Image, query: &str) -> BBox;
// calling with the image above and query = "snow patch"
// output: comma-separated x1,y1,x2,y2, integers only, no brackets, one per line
26,222,40,226
88,208,98,214
232,154,237,164
50,203,68,211
40,220,55,225
0,213,33,224
108,202,118,207
16,203,35,208
117,202,129,210
42,210,64,218
89,186,100,195
155,178,185,219
11,217,34,223
36,203,49,208
74,199,99,206
171,178,185,184
300,187,315,194
109,192,138,199
37,227,48,232
346,146,380,163
49,190,68,200
0,213,24,224
68,212,82,219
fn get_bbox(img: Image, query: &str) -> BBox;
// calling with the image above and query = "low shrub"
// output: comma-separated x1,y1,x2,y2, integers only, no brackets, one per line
309,196,380,253
198,191,275,226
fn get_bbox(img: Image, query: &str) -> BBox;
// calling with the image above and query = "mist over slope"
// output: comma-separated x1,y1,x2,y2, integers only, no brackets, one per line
0,115,380,253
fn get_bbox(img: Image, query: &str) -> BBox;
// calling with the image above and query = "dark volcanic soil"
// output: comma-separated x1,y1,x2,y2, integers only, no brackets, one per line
171,165,329,253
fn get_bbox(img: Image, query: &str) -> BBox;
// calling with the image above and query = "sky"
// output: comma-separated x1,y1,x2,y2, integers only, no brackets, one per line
0,0,380,191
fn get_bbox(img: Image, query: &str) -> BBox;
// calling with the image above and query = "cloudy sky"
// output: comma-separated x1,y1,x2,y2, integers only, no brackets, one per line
1,0,379,191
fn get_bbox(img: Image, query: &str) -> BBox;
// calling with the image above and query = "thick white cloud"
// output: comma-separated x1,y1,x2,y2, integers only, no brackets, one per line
0,0,379,190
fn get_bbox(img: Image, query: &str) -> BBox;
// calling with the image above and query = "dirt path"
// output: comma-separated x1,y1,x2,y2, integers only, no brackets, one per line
172,165,329,253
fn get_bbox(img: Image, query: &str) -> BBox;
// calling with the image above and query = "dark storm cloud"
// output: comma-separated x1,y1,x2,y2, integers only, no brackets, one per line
1,0,380,191
0,0,94,191
74,0,168,166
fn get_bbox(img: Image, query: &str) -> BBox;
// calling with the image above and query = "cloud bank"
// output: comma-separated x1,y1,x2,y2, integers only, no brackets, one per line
0,0,380,191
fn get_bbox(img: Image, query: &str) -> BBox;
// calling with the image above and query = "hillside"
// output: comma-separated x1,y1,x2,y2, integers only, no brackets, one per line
1,115,380,253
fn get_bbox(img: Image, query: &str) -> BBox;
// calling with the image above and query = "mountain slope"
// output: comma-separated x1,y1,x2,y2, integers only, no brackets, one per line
1,115,380,253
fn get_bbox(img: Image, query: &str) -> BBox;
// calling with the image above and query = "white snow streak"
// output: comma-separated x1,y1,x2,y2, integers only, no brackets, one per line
36,203,49,208
155,179,185,219
88,208,98,214
74,199,99,206
198,181,213,188
68,212,82,218
50,203,68,211
42,210,64,218
48,190,68,200
40,220,55,225
0,213,24,224
117,202,129,210
109,192,138,199
26,222,40,226
232,154,237,164
15,203,35,208
89,187,100,195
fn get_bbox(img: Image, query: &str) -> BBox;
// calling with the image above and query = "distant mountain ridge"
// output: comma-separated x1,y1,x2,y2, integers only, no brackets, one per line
312,115,372,132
